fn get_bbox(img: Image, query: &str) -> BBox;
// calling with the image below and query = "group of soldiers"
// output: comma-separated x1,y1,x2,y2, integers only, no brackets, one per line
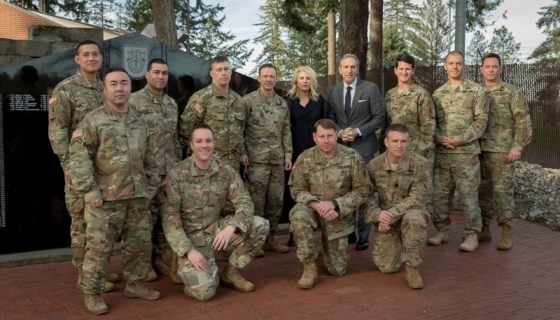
47,40,531,315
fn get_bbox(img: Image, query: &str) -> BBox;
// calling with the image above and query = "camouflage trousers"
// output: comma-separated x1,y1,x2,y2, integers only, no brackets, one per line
432,153,482,234
245,163,284,233
479,152,514,227
178,216,269,301
64,184,86,268
81,197,152,295
290,204,351,276
372,210,427,273
214,151,241,173
150,186,169,257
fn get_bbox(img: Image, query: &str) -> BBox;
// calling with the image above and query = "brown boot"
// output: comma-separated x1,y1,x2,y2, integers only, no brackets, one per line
497,225,512,250
478,224,492,242
220,264,255,292
405,264,424,289
460,233,479,252
428,231,449,246
103,281,115,293
105,272,120,283
169,253,182,284
84,294,108,315
123,283,161,300
297,261,317,289
263,233,289,253
154,254,170,276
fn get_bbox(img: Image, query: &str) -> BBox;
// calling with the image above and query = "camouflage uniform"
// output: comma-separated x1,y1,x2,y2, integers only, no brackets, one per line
384,84,436,163
432,80,488,234
69,104,162,295
242,90,292,233
130,86,181,258
47,70,104,268
161,157,269,301
288,145,370,275
364,152,432,273
179,84,246,170
479,83,532,227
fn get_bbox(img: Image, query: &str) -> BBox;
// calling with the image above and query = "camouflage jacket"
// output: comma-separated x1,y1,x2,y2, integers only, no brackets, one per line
433,79,489,154
69,104,162,202
481,82,532,153
384,84,436,157
161,157,254,257
129,86,181,173
179,84,246,168
288,145,371,239
242,90,292,164
364,152,432,223
48,70,104,170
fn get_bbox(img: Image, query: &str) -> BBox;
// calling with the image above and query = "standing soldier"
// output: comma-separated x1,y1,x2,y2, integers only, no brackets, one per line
429,50,488,252
289,119,370,289
241,64,292,255
129,58,180,279
161,124,269,301
179,56,246,171
478,53,532,250
70,69,162,314
47,40,117,291
365,124,431,289
384,53,436,162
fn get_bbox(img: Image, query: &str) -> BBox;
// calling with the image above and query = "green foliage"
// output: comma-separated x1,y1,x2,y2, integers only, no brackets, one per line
530,0,560,64
382,25,407,68
410,0,453,66
467,26,521,65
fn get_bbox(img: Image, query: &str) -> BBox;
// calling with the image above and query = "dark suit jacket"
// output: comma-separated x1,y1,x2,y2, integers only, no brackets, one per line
326,78,385,163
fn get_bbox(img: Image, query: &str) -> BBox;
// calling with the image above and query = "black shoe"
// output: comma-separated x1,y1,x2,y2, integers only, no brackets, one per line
356,242,369,251
287,233,295,247
348,233,357,244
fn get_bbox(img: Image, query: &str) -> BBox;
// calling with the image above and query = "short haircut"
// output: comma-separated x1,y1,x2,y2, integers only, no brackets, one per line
314,118,337,132
190,123,214,142
103,67,129,83
147,58,167,71
385,123,410,136
395,53,415,68
445,50,464,62
258,63,277,75
481,53,502,66
210,56,230,68
76,40,100,55
339,53,360,67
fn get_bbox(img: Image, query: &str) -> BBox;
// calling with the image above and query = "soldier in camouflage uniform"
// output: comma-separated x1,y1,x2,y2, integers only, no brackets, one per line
384,53,436,163
129,58,181,279
241,64,292,255
161,124,269,301
364,124,431,289
69,69,163,315
478,53,532,250
179,56,246,170
289,119,370,289
429,50,489,252
47,40,117,292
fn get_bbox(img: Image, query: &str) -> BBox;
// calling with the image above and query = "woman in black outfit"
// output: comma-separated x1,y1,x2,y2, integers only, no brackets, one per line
283,66,325,246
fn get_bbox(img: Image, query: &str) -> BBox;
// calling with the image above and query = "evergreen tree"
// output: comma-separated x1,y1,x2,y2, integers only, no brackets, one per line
488,26,521,64
410,0,452,66
382,25,407,68
530,0,560,64
466,30,489,64
253,0,287,76
382,0,419,66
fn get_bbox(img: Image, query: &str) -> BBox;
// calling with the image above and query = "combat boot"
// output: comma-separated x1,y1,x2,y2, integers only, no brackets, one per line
169,253,182,284
263,233,289,253
405,264,424,289
297,261,317,289
154,254,170,276
76,268,114,293
84,294,108,315
220,264,255,292
459,233,479,252
123,283,161,300
103,281,115,293
478,224,492,242
497,225,513,250
146,268,158,282
427,231,449,246
105,272,120,283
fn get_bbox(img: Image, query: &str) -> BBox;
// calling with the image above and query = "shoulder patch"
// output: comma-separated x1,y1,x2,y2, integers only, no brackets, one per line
71,129,83,141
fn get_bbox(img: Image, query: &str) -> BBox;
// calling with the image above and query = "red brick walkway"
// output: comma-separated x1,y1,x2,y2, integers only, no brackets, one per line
1,212,559,319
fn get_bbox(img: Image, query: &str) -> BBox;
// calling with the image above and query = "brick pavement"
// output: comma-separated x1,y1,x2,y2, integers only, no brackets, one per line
1,212,559,320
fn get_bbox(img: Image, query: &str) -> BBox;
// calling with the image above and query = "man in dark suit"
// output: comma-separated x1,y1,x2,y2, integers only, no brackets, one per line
326,53,385,251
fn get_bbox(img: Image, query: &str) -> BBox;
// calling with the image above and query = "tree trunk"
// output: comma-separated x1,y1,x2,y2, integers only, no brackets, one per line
367,0,383,86
152,0,178,48
339,0,369,77
327,9,336,87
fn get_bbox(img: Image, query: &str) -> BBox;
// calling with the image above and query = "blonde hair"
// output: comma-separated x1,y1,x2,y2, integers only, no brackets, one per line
286,66,320,101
